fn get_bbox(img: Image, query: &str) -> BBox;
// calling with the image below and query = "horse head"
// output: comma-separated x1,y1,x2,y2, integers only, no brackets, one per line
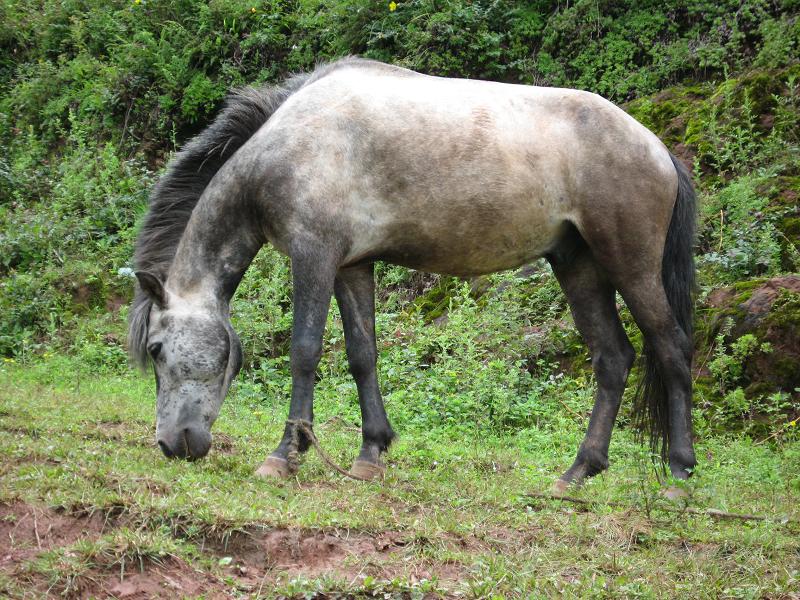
135,271,242,459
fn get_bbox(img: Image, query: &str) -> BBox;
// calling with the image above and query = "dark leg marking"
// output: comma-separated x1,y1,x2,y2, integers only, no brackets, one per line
615,276,696,479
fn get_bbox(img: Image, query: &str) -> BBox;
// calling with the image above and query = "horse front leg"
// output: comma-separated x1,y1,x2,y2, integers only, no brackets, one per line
256,249,337,479
334,264,395,480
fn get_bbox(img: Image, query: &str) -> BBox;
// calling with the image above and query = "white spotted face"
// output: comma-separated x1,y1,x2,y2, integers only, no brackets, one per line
146,301,241,459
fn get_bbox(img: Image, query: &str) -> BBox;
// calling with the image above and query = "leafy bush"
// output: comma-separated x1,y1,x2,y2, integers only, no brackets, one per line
0,270,64,357
697,174,784,283
698,321,794,437
231,246,293,367
2,0,796,156
0,114,150,356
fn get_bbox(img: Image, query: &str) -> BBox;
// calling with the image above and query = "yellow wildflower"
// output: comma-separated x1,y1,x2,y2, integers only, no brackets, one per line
389,1,397,11
251,7,256,13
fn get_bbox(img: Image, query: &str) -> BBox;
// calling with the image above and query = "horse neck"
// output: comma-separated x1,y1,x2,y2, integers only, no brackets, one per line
167,190,263,310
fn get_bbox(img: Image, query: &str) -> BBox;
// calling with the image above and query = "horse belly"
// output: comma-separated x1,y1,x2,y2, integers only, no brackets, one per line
385,221,567,276
346,176,571,276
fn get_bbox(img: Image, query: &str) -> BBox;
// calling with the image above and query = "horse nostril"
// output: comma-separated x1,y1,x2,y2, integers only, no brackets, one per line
158,428,208,460
184,427,212,460
158,439,174,458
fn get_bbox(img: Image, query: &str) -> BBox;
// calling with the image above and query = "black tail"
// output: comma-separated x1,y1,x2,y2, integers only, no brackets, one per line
128,73,312,368
632,153,697,463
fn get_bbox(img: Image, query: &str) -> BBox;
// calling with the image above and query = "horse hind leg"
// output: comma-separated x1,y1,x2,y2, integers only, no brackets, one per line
615,276,696,479
334,263,395,480
574,166,697,479
547,228,635,490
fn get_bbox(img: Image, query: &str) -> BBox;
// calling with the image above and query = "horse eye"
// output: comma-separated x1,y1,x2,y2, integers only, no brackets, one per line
148,342,163,360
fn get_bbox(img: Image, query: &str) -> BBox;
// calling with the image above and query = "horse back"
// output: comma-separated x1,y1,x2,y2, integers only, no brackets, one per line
230,61,677,275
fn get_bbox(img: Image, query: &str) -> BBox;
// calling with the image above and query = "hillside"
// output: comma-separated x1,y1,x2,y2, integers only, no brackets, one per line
1,0,798,432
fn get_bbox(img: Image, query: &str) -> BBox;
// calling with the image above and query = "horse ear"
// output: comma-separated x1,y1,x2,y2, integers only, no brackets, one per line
222,322,243,390
135,271,167,308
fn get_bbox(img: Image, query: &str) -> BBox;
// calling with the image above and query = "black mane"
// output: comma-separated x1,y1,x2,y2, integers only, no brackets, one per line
128,72,313,368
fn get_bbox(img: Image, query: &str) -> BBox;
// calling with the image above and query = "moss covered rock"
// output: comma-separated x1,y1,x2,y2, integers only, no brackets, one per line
698,276,800,407
627,65,800,177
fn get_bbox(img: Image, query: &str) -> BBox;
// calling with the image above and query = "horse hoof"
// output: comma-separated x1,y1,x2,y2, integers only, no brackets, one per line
255,456,291,479
551,478,570,496
350,459,385,481
661,486,688,501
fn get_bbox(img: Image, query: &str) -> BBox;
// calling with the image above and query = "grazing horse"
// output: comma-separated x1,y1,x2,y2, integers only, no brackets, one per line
129,57,696,487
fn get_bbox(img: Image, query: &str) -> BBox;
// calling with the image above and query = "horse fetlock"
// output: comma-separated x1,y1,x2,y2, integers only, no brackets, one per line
362,426,395,454
558,446,609,485
577,446,610,474
358,430,393,460
669,447,696,479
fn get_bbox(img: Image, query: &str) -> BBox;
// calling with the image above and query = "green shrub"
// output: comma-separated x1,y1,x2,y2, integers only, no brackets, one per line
698,174,784,283
0,270,64,357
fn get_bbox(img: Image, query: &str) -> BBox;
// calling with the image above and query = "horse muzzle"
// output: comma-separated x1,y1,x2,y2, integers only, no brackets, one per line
157,426,212,460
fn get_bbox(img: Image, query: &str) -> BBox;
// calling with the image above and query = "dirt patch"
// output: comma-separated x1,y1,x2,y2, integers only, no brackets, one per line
0,502,230,598
0,501,106,577
212,432,237,455
211,527,407,581
97,559,229,599
207,524,483,591
0,500,529,597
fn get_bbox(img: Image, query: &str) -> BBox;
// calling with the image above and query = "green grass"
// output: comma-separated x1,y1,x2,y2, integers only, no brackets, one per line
2,356,799,598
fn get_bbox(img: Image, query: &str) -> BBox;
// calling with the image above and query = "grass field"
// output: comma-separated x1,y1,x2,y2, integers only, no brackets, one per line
1,356,799,598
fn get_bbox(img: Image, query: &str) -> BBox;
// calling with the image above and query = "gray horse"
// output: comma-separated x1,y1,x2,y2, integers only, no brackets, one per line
129,57,696,488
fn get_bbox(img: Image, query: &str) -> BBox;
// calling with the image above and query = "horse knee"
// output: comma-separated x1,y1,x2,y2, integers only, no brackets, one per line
347,345,376,381
592,343,635,392
291,336,322,373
